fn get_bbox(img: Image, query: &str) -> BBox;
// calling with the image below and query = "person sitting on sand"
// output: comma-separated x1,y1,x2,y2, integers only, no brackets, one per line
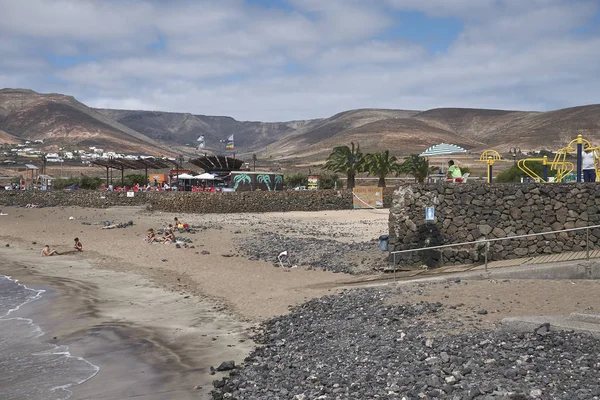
41,245,59,256
73,237,83,252
163,225,176,243
174,217,183,229
173,217,189,230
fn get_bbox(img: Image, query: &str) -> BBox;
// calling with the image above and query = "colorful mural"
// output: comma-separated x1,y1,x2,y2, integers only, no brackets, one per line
230,172,284,191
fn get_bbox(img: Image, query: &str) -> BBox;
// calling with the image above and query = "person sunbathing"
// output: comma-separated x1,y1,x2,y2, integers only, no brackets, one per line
146,228,163,243
73,237,83,252
41,245,59,256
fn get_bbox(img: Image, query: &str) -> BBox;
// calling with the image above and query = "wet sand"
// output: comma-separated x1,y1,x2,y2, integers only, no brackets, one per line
2,247,253,399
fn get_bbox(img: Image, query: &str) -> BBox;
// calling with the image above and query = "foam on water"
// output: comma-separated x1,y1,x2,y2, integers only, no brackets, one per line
0,275,99,400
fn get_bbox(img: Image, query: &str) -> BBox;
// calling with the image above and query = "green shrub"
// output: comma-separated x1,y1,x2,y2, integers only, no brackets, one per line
123,174,148,187
79,176,102,189
284,173,308,188
318,172,341,189
52,177,80,189
52,175,102,190
496,162,553,183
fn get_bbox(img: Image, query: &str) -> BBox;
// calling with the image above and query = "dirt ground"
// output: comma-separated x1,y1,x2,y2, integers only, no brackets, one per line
390,278,600,334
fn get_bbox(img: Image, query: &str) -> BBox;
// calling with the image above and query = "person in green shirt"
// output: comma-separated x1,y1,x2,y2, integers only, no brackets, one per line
447,160,463,181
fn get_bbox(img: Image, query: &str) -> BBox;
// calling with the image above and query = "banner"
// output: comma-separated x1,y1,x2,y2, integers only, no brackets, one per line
352,186,383,209
226,134,234,150
196,135,205,150
307,175,319,190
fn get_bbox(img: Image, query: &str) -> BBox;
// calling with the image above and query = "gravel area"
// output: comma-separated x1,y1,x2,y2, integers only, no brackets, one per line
236,233,385,274
212,286,600,400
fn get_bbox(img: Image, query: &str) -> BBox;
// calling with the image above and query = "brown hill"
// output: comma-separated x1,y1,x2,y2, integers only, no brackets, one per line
97,108,320,155
0,89,167,155
2,89,600,165
0,129,19,145
413,105,600,151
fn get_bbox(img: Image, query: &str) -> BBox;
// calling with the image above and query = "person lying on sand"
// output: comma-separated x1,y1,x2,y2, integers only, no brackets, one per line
25,204,41,208
41,245,59,256
73,237,83,252
102,220,134,229
145,228,163,243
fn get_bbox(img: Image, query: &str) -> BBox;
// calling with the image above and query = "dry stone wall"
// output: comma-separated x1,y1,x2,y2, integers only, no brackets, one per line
389,183,600,267
0,187,396,213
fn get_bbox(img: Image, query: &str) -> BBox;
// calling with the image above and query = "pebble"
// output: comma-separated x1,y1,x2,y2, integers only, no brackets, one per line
236,233,380,274
212,287,600,399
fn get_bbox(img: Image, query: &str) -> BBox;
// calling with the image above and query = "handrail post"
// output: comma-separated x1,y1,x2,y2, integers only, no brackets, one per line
393,253,396,281
586,227,590,260
484,241,490,273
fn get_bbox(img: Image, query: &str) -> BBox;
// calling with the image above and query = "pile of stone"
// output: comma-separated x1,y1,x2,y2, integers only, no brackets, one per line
212,287,600,399
236,233,380,274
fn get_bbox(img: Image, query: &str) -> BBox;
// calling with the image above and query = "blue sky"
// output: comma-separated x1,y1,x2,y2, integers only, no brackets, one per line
1,0,599,121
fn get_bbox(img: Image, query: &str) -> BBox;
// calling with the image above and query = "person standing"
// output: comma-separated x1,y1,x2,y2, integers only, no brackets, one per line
582,149,597,182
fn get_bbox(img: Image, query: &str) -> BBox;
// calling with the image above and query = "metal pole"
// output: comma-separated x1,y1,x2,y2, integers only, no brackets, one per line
393,253,396,282
513,154,516,182
484,241,489,273
577,134,583,182
586,227,590,260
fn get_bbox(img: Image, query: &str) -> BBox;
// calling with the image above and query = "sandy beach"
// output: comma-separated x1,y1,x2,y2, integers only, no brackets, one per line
2,204,600,399
0,205,389,399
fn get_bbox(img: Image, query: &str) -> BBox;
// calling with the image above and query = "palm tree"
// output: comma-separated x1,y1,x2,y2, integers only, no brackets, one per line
323,142,365,189
257,174,272,191
399,154,438,183
364,150,402,187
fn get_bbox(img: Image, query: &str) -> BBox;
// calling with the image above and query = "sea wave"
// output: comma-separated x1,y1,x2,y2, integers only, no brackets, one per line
0,275,99,400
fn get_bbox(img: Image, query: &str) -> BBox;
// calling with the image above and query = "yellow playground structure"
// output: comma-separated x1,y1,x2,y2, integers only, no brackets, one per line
480,134,598,183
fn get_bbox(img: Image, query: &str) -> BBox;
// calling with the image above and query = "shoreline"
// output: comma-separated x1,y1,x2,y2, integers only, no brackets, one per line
1,246,254,399
0,205,390,398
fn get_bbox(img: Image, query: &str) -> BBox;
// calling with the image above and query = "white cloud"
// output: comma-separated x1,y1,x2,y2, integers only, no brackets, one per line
0,0,598,121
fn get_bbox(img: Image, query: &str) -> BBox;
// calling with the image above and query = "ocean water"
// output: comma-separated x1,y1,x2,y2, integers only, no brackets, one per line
0,275,99,400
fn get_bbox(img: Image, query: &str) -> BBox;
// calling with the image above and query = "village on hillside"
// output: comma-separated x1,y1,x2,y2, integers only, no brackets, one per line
0,140,166,165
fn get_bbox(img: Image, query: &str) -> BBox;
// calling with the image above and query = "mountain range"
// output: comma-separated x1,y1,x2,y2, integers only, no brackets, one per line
2,88,600,164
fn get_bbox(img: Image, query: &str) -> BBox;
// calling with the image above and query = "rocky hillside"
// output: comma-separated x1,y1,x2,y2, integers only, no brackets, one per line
2,88,600,163
100,104,600,163
96,108,315,155
0,89,167,155
413,105,600,152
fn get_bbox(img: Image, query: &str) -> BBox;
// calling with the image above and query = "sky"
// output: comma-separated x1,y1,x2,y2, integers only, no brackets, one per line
1,0,599,121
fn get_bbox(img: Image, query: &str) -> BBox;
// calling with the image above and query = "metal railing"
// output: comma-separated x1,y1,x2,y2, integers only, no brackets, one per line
390,223,600,280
